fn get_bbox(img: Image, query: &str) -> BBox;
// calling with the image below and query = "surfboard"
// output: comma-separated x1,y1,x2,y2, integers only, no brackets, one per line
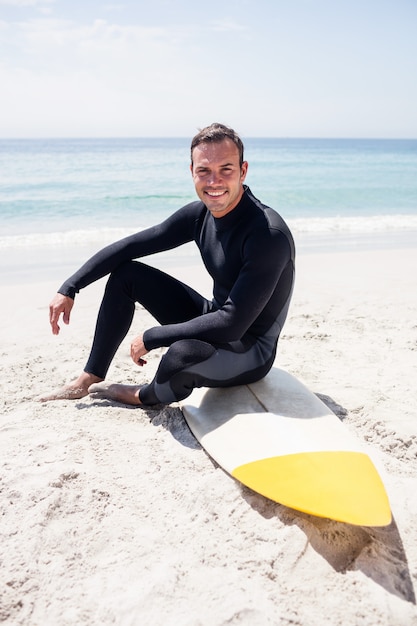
181,367,391,527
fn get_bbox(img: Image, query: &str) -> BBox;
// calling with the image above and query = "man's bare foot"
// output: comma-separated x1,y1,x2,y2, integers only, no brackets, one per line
38,373,103,402
88,382,142,406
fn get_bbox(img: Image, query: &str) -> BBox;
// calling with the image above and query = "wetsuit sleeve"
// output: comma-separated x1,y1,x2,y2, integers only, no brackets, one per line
143,229,292,349
58,204,200,299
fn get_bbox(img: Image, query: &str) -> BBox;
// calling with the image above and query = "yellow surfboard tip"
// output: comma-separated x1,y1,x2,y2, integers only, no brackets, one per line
232,450,391,527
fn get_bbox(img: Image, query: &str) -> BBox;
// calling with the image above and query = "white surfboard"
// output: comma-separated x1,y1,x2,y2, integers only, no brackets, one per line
181,367,391,526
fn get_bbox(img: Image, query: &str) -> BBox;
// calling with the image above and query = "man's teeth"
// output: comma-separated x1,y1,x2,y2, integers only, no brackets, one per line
207,191,225,196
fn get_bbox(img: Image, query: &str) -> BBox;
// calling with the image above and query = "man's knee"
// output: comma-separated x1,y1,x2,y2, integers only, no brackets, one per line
105,261,139,297
110,260,137,282
157,340,216,383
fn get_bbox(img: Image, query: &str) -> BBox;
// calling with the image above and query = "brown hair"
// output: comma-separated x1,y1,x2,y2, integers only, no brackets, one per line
190,123,244,166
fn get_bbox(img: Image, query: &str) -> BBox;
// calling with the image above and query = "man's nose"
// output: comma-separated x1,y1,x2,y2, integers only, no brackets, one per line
207,171,222,185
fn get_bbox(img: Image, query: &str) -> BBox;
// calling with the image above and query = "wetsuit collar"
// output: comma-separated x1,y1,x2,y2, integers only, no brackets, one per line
210,185,251,232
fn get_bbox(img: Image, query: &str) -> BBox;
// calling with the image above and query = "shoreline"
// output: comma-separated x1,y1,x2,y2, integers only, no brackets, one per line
1,228,416,287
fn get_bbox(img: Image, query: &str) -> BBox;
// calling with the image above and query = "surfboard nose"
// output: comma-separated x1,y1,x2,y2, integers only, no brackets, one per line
232,450,392,527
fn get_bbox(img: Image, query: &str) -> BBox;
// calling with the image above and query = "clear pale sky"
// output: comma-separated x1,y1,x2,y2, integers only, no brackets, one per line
1,0,416,138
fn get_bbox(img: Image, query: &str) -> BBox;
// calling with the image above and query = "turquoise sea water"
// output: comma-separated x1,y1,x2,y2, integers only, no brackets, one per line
1,137,416,283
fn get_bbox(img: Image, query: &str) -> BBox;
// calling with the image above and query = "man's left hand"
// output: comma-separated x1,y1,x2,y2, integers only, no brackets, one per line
130,334,149,366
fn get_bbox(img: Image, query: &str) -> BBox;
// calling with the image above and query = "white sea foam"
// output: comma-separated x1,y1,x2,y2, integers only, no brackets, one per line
0,227,135,249
1,215,417,250
288,214,417,234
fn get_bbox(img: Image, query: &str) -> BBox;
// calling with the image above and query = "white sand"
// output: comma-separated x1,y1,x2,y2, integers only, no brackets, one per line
1,246,416,625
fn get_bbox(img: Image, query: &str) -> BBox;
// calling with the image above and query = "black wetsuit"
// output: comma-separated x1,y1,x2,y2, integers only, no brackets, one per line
58,186,295,405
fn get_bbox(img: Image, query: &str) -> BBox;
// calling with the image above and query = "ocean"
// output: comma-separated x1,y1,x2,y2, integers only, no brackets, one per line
1,137,416,284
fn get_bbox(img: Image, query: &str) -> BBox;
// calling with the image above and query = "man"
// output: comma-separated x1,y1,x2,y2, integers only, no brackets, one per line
41,123,295,406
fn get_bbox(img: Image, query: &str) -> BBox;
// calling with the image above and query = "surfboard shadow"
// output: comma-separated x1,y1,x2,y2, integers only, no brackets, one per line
148,405,202,450
314,393,349,420
242,487,416,604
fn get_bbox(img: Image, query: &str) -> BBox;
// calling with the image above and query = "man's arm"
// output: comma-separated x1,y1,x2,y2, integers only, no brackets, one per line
143,231,293,350
47,203,202,334
58,203,201,299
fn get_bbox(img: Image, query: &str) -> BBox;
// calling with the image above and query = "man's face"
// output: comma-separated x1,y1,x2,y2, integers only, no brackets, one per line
190,139,248,218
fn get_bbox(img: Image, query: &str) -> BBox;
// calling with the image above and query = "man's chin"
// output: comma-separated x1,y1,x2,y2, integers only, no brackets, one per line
206,203,227,214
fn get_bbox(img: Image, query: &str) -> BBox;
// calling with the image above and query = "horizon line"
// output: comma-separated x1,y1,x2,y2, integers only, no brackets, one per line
1,135,416,141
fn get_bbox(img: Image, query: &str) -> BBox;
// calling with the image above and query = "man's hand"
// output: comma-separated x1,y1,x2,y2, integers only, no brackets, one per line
130,334,149,366
49,293,74,335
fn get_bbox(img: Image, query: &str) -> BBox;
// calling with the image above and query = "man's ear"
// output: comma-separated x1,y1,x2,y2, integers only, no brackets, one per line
241,161,249,181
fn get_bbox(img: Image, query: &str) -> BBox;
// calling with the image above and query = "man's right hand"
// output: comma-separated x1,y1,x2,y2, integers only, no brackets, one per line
49,293,74,335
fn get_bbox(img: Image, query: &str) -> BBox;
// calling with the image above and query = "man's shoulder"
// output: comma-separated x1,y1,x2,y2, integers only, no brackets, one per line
244,188,295,257
168,199,206,225
245,188,291,231
176,199,205,214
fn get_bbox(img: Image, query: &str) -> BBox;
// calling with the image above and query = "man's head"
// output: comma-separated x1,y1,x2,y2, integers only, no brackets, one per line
190,123,248,218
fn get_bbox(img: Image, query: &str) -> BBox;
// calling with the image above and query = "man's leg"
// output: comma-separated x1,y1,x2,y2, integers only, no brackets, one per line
90,338,275,406
39,261,209,401
84,261,209,378
139,338,275,405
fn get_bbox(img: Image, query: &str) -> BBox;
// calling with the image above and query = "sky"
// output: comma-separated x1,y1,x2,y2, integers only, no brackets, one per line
0,0,416,138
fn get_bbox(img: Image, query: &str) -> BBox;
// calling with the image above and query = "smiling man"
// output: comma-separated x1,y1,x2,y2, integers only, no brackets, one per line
40,123,295,406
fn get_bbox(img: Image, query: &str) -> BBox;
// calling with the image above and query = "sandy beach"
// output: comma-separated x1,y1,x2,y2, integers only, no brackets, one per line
1,243,416,625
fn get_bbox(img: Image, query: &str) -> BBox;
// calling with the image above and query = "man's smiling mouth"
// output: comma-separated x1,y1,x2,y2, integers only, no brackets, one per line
206,190,226,197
